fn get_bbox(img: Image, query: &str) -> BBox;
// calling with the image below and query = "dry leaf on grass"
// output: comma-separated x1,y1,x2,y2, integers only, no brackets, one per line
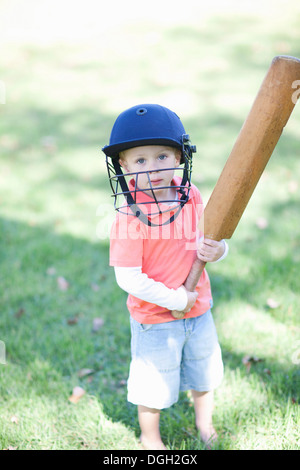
77,368,94,378
266,298,280,309
92,317,104,332
41,135,57,152
288,180,298,194
67,315,79,325
242,355,263,373
68,386,86,404
14,308,25,318
46,267,56,276
256,217,268,230
57,276,69,291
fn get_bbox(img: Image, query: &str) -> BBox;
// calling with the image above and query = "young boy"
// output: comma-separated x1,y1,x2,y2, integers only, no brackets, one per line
103,104,228,450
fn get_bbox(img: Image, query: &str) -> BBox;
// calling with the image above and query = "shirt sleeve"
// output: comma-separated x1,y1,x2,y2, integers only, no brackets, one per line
110,212,144,267
114,266,188,311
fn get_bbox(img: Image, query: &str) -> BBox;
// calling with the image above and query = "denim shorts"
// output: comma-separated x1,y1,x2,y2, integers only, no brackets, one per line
127,310,223,410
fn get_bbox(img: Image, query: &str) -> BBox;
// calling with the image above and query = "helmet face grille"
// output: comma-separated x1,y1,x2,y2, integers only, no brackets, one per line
106,138,195,227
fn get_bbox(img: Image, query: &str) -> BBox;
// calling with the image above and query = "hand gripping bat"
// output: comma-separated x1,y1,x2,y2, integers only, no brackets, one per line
172,55,300,319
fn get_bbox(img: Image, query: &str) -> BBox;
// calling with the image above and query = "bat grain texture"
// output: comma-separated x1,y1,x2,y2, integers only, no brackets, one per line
172,55,300,319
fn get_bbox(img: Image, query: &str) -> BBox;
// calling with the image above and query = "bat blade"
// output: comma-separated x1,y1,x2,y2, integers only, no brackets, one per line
203,55,300,241
172,55,300,319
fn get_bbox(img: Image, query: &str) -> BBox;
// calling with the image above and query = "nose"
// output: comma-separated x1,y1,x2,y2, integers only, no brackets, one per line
148,163,159,174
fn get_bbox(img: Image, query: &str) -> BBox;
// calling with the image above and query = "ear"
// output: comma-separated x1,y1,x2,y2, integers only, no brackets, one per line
174,150,182,167
119,158,129,173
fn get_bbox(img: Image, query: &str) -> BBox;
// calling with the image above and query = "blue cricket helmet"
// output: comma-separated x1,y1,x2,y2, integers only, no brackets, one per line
102,104,196,226
102,104,187,160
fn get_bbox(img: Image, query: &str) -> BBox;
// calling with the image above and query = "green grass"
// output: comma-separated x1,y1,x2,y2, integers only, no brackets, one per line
0,0,299,450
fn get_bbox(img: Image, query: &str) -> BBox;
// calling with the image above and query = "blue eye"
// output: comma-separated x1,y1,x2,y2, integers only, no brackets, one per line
137,158,145,164
158,154,167,160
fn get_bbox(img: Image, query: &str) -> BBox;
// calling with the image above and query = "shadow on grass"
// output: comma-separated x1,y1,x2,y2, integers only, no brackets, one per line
1,214,299,449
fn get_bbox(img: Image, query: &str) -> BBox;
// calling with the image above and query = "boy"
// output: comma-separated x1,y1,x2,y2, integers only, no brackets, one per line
103,104,228,450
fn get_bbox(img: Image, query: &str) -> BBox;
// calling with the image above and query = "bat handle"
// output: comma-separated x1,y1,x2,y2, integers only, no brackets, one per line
171,258,207,319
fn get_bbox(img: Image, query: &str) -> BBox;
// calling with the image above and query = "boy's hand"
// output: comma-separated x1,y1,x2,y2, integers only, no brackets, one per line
197,238,225,263
183,288,198,313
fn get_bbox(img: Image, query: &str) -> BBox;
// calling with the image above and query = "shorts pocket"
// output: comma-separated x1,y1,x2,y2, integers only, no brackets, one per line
140,323,154,331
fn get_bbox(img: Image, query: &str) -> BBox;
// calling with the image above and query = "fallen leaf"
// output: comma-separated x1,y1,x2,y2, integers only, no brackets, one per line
67,316,79,325
92,317,104,332
91,283,100,291
57,276,69,291
68,386,86,404
46,267,56,276
256,217,268,230
288,180,298,194
28,219,37,227
267,298,280,309
0,135,19,150
77,368,94,378
14,308,25,318
242,355,263,373
41,135,57,152
118,379,127,387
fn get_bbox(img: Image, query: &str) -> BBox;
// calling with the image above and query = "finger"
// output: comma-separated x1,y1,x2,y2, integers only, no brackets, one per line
203,238,218,247
198,246,213,257
197,252,209,262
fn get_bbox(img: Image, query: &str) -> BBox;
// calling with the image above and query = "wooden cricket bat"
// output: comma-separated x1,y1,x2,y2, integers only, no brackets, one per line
172,55,300,319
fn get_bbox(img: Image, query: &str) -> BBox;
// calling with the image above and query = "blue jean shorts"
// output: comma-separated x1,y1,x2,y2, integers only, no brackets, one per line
127,310,223,410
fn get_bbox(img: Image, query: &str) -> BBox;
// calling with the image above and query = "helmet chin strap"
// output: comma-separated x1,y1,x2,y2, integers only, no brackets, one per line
128,200,185,227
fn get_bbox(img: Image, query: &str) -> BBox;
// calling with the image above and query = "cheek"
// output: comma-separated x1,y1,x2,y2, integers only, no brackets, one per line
119,161,129,173
121,162,138,174
135,172,149,187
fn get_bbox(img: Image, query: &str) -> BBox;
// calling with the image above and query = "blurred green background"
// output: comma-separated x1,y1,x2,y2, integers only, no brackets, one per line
0,0,299,450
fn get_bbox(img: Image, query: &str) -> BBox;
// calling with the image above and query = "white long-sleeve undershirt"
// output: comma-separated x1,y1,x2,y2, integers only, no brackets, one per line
114,240,228,311
114,266,188,311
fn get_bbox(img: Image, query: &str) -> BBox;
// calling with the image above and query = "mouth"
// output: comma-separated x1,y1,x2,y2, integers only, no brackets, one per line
150,179,163,185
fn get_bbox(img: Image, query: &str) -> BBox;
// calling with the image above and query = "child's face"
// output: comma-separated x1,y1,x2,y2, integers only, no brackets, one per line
120,145,181,201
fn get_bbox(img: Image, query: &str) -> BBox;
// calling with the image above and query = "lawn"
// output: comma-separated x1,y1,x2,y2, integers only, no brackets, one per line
0,0,299,450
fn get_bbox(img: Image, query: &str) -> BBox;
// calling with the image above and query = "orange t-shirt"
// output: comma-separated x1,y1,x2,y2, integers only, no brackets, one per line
109,177,212,323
